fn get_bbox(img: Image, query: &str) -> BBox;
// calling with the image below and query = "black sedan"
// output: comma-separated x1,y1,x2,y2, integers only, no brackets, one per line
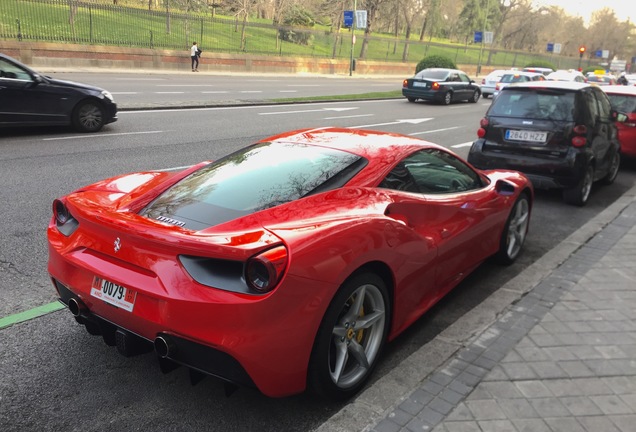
402,68,481,105
0,53,117,132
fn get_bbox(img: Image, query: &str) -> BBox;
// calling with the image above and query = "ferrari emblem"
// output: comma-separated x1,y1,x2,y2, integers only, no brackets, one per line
114,237,121,253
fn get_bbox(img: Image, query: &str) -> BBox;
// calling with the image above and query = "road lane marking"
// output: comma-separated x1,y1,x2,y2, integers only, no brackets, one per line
111,92,139,95
350,118,432,128
201,91,229,94
240,90,263,93
156,91,185,94
279,90,298,93
324,114,373,120
409,126,461,136
0,302,65,330
42,130,166,141
259,107,358,115
452,142,474,148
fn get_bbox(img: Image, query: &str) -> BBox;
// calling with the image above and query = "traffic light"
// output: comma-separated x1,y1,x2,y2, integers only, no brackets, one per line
579,46,586,58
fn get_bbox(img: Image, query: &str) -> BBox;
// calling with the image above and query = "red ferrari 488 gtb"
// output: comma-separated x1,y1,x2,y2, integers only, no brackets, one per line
48,127,533,400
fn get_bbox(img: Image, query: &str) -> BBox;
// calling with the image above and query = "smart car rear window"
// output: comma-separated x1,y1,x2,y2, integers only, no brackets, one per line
489,89,575,121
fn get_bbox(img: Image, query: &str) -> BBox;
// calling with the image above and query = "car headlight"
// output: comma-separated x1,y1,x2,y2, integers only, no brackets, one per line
101,90,114,102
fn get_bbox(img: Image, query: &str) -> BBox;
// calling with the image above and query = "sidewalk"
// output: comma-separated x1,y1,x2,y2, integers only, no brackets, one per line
315,186,636,432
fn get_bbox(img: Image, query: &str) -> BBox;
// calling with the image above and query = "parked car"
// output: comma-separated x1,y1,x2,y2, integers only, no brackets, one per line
624,74,636,86
402,68,481,105
602,85,636,158
586,74,616,86
0,53,117,132
546,69,586,83
522,67,554,76
49,127,533,400
468,81,621,206
492,71,545,98
481,69,508,98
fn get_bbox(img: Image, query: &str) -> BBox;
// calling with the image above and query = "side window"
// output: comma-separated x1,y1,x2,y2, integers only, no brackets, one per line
379,149,484,194
594,90,612,119
0,59,31,81
584,91,599,126
459,73,470,83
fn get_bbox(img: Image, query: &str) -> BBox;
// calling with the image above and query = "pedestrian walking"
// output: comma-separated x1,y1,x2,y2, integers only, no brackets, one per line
190,42,200,72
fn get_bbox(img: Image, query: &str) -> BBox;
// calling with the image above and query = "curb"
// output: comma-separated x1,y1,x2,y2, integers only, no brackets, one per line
313,182,636,432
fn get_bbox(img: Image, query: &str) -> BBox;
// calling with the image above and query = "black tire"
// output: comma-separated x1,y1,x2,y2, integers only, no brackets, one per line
407,97,416,103
600,150,620,185
563,164,594,206
468,90,480,103
441,91,452,105
308,272,389,401
495,193,530,265
72,100,105,132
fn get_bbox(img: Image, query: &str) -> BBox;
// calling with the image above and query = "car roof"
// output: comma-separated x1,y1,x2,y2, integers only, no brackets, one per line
601,86,636,96
263,127,440,161
499,80,591,91
502,71,543,77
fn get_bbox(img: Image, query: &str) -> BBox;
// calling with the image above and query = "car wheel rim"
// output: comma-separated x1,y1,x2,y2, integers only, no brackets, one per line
445,93,451,104
506,197,529,259
608,153,620,181
79,103,103,130
328,283,386,389
473,91,479,102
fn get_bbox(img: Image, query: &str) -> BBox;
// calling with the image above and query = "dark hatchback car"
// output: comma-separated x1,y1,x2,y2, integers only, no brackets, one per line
402,68,481,105
0,53,117,132
468,81,621,206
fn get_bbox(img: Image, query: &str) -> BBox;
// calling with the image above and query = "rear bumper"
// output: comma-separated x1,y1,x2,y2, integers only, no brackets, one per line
402,88,442,102
468,139,585,189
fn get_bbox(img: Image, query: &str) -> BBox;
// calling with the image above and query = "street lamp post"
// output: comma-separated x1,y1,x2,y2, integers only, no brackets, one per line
349,0,357,76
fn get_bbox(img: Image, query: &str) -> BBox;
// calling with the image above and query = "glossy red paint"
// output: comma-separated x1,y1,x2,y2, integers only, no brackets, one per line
48,127,533,398
602,86,636,158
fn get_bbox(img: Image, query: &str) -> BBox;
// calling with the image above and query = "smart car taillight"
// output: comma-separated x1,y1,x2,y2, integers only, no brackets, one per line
571,125,587,147
571,136,587,147
573,125,587,135
246,246,288,293
480,118,489,128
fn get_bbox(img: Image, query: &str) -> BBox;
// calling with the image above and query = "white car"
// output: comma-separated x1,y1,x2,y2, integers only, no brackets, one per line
625,74,636,86
546,70,586,83
492,71,545,98
480,69,508,99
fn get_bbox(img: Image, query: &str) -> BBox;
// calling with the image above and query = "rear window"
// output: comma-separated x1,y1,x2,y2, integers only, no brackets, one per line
142,142,366,229
489,89,576,121
415,69,450,80
500,74,528,83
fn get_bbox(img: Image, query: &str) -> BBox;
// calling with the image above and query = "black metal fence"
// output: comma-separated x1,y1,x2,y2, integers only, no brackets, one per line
0,0,582,70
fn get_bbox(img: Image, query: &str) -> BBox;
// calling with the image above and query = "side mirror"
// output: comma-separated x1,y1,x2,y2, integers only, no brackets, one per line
612,110,628,123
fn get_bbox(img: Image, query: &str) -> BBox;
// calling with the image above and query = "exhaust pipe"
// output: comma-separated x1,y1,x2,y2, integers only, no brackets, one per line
68,298,86,318
154,335,177,359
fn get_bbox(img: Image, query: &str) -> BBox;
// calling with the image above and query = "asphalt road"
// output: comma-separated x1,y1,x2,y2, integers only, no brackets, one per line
2,77,636,431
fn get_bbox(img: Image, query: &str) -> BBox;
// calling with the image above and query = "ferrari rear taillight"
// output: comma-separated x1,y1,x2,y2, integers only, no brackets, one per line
572,125,587,147
246,246,288,293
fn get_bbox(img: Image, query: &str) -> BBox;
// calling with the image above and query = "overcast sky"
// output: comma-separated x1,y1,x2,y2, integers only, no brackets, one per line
534,0,636,24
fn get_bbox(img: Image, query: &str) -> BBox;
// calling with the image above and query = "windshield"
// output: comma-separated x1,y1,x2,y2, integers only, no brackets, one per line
489,89,576,121
142,142,365,229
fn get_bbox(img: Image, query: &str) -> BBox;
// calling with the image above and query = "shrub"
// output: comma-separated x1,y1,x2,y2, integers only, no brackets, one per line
415,56,457,73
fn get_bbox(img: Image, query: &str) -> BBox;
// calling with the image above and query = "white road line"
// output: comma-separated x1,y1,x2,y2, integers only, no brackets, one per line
350,118,432,128
259,107,358,115
279,90,298,93
42,130,166,141
111,92,138,95
409,126,461,136
451,142,474,148
240,90,263,93
324,114,373,120
156,91,185,94
201,91,229,94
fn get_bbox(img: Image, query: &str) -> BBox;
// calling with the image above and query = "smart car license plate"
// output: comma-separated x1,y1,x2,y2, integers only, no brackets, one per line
90,276,136,312
505,129,547,143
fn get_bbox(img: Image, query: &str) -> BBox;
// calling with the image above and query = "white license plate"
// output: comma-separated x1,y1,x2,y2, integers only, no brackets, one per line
505,129,547,143
90,276,136,312
413,82,428,88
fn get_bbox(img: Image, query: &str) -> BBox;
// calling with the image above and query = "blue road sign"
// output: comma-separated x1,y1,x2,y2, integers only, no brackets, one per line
547,43,554,52
596,50,603,58
474,31,483,43
344,11,353,28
